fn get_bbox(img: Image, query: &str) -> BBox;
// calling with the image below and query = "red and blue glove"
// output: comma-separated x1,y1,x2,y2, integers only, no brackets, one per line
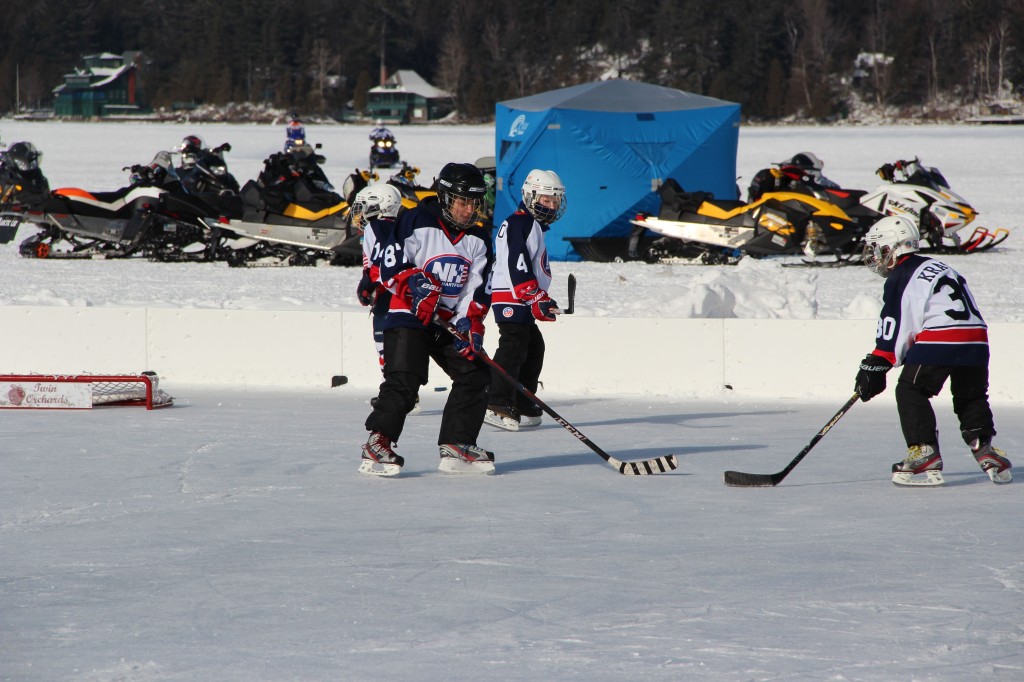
393,269,442,326
453,302,486,360
514,280,559,322
453,317,485,360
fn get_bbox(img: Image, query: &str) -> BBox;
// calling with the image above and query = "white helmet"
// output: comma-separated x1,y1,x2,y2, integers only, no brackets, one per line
521,169,567,224
351,183,402,229
862,215,920,277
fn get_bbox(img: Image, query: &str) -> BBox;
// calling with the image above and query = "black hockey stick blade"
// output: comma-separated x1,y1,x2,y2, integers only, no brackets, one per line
446,322,676,475
723,393,859,487
564,273,576,315
330,375,348,388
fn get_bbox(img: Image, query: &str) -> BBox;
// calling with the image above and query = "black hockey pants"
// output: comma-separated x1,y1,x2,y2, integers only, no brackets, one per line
895,364,995,449
365,326,490,446
489,322,545,417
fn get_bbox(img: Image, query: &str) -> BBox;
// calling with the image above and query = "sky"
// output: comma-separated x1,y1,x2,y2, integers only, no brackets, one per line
1,120,1023,681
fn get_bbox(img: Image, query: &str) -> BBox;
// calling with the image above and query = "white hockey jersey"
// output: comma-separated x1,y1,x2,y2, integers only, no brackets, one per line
490,207,552,324
378,200,492,330
871,254,988,367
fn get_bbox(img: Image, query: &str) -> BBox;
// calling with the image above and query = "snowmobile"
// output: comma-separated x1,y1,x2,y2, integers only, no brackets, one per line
0,141,50,244
177,141,240,195
18,151,222,261
746,152,842,203
369,134,400,170
385,162,435,210
859,158,1007,253
331,163,435,265
629,179,865,264
212,143,360,267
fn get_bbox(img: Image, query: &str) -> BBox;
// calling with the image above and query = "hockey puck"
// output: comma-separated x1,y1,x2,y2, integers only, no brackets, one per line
434,386,448,392
331,375,348,388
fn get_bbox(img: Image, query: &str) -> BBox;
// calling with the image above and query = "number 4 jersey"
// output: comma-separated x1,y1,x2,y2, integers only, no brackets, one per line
873,254,988,367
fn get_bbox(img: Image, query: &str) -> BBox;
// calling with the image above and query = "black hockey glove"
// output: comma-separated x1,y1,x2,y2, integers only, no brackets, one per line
855,354,893,402
356,269,375,306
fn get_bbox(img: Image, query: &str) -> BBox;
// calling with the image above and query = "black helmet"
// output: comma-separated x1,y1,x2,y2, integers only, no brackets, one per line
7,142,41,171
436,162,486,229
786,152,824,172
180,135,204,154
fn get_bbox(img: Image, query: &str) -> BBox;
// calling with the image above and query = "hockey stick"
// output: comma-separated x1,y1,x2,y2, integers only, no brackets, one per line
446,322,677,475
723,393,859,487
564,273,576,314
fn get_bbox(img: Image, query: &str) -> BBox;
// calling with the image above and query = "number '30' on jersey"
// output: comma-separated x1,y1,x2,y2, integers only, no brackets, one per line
874,254,988,367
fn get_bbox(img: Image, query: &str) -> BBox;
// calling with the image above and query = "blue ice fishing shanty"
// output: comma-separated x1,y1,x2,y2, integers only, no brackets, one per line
495,79,741,261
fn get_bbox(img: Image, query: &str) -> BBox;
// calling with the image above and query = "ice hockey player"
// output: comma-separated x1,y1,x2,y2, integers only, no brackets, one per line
853,215,1012,486
359,162,494,476
352,183,404,369
485,169,567,431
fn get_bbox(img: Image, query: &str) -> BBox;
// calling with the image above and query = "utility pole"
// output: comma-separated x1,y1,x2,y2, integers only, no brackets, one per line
379,15,387,86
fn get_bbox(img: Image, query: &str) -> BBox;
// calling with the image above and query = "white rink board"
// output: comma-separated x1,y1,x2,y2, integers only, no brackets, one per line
1,306,1022,402
146,309,345,386
0,307,148,374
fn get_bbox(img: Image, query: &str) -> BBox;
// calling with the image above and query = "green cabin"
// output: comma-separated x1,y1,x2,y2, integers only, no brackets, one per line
53,52,147,118
366,70,455,124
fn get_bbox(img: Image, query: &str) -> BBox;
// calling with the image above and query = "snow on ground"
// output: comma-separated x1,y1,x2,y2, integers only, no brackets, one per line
0,120,1022,323
1,120,1023,681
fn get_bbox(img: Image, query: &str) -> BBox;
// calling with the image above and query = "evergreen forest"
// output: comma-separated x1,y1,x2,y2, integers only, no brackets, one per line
2,0,1022,121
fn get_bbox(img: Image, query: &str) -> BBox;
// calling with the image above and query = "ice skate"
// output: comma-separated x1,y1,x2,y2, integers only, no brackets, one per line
891,444,945,486
484,404,519,432
519,407,542,428
438,443,496,475
359,431,404,477
970,439,1012,484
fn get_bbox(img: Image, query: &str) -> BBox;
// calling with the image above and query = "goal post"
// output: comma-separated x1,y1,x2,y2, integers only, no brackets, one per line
0,371,174,409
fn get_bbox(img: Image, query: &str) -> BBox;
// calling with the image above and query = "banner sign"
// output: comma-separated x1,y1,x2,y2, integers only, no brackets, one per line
1,381,93,409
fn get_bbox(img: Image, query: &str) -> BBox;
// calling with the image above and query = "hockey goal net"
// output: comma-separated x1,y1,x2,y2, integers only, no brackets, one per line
0,371,173,409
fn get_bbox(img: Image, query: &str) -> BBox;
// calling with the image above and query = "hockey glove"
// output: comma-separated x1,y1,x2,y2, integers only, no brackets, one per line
526,290,559,322
855,354,893,402
453,315,485,360
356,268,375,307
393,269,442,326
514,280,559,322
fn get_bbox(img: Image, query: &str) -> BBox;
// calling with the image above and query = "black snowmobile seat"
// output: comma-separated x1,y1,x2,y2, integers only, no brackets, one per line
656,178,720,221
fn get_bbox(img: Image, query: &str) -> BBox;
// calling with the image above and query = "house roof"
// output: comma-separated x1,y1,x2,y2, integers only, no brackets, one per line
499,79,738,113
54,63,133,92
369,70,451,99
90,65,132,88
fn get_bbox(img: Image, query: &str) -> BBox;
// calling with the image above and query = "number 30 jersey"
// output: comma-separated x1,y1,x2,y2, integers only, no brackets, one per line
873,254,988,367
